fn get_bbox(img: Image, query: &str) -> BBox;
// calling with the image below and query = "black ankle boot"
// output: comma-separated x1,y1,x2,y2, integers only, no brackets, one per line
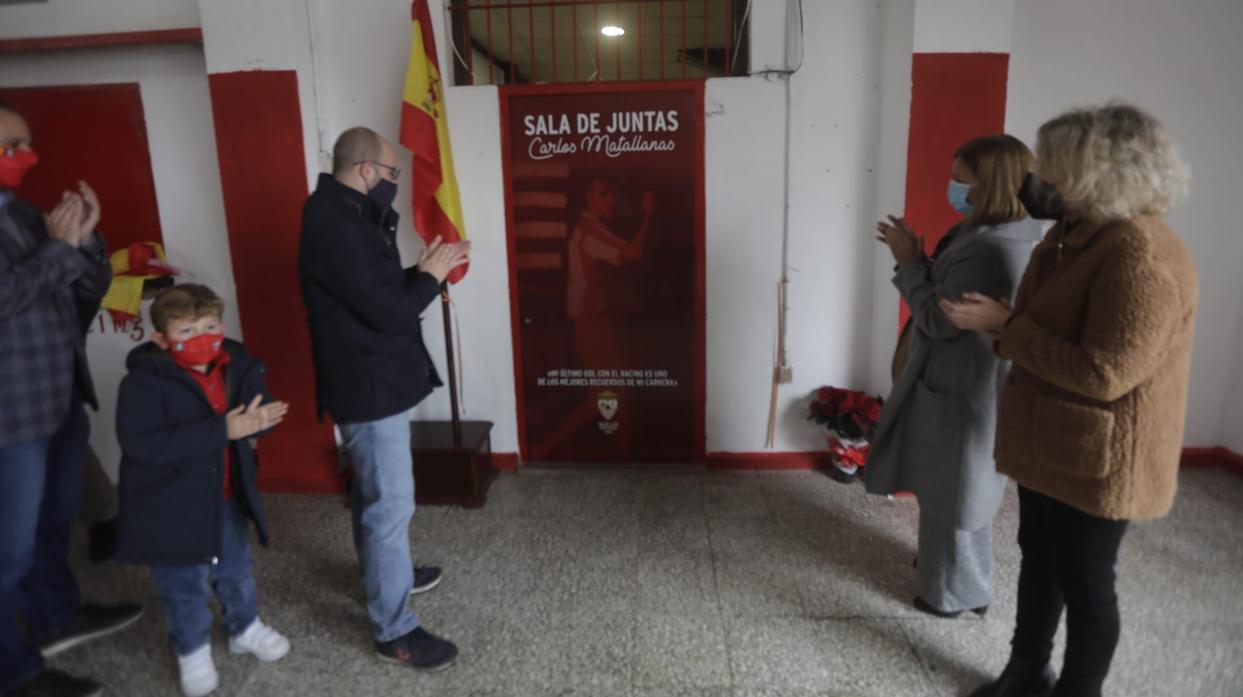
968,657,1057,697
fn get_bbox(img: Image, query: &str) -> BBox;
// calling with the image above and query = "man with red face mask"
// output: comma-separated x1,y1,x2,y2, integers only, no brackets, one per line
0,102,143,697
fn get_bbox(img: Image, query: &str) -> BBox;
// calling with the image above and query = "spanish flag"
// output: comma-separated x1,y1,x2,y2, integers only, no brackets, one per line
399,0,468,283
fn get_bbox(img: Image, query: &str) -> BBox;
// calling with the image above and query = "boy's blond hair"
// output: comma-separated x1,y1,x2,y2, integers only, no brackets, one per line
149,284,225,333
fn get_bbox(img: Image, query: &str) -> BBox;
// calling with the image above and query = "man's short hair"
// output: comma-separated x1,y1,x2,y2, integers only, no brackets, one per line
332,127,382,175
150,284,226,333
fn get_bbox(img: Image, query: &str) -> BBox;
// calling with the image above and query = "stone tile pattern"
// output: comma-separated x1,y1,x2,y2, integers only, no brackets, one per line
51,468,1243,696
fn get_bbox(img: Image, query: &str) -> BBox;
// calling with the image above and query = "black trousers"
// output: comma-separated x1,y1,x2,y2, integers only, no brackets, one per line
1012,486,1130,697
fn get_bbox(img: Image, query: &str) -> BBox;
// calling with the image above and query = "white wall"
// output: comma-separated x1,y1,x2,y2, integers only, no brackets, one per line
303,0,956,456
0,44,235,476
6,0,1238,459
298,0,907,455
1006,0,1243,448
754,0,894,452
0,0,199,41
913,0,1014,53
702,77,787,451
197,0,323,190
866,0,915,396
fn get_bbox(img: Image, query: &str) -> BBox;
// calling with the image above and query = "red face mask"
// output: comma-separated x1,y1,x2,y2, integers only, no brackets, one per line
168,333,224,369
0,148,38,190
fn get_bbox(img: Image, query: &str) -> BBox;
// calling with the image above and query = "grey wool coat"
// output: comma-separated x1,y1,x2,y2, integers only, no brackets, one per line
864,218,1042,530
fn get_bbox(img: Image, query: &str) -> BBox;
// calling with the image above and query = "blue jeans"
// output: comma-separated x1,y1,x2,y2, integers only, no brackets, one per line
339,412,420,643
149,499,258,656
0,400,88,691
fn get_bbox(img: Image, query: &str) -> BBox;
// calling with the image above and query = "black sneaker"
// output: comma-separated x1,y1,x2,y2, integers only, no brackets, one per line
39,603,143,657
410,566,443,596
376,627,458,672
6,669,102,697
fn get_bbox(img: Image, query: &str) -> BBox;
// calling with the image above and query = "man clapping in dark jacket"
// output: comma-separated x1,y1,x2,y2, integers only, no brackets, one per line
298,126,468,673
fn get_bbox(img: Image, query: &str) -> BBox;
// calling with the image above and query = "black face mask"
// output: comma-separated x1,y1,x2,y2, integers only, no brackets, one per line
367,177,398,211
1018,172,1065,221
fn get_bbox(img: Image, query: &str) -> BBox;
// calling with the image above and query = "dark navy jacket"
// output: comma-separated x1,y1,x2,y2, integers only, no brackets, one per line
115,339,272,566
298,174,443,424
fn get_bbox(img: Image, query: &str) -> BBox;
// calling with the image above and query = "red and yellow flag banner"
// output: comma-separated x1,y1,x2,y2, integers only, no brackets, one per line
399,0,468,283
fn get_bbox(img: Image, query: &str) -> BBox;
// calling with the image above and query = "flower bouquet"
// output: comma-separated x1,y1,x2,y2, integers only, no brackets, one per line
807,386,884,483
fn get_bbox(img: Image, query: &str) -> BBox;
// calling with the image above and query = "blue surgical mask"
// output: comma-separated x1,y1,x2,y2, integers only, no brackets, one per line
947,180,974,217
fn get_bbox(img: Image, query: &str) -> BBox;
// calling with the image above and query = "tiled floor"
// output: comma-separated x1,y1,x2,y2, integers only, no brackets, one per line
52,467,1243,696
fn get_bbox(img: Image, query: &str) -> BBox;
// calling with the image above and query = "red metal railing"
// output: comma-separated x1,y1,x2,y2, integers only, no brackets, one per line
447,0,745,86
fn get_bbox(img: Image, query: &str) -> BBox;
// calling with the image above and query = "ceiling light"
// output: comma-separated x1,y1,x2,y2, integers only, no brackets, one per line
601,26,625,37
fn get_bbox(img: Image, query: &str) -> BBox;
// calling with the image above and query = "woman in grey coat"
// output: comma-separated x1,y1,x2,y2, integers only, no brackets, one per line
865,135,1043,617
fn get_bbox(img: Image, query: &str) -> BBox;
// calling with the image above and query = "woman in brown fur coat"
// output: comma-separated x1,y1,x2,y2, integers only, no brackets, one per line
941,103,1197,697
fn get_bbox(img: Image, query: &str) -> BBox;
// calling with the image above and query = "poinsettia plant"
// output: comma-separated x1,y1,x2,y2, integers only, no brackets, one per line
808,386,884,483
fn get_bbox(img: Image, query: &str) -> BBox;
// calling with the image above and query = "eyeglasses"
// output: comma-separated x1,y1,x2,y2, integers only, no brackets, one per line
356,160,401,180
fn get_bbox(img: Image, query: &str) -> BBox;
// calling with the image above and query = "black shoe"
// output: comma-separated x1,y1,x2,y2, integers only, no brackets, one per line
5,669,102,697
375,627,458,672
913,597,990,619
409,566,443,596
39,603,143,657
914,597,963,618
87,518,118,563
968,657,1057,697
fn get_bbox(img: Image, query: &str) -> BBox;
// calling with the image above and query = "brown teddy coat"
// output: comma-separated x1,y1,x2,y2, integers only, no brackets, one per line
995,215,1198,520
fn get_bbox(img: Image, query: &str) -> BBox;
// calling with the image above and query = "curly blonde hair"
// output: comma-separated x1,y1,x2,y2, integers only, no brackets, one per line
1035,102,1189,223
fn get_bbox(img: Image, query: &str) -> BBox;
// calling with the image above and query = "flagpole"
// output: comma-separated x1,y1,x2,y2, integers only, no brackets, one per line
440,283,463,444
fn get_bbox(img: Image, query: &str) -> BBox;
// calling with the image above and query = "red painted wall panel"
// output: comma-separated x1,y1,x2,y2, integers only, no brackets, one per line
900,53,1010,326
0,83,163,252
207,70,341,493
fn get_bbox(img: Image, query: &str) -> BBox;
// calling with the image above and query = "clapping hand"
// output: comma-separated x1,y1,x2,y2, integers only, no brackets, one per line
226,395,290,440
417,235,472,284
76,180,101,241
876,215,924,265
46,194,85,248
938,293,1014,336
44,181,101,248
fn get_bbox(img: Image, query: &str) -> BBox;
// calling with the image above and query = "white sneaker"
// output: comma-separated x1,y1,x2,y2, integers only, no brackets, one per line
228,618,290,662
177,643,219,697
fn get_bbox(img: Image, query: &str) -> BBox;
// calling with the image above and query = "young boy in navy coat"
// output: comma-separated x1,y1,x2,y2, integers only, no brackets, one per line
115,285,291,697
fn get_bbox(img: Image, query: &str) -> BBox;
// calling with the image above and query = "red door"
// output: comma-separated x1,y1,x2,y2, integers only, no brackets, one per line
501,82,706,465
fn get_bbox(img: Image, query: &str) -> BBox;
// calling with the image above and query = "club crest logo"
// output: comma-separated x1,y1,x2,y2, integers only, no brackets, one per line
597,391,619,421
